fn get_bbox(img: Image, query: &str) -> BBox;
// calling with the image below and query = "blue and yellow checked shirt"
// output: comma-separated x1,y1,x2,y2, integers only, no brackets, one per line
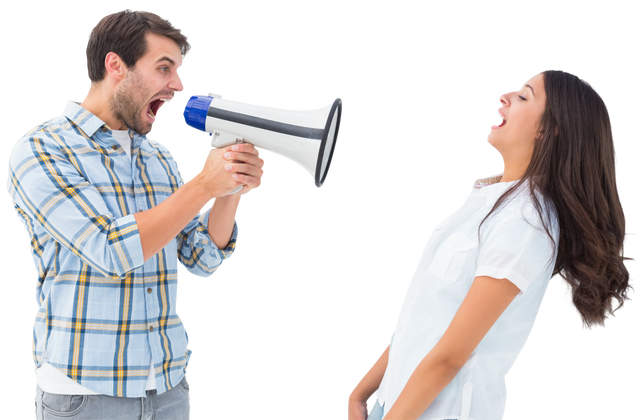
7,101,237,398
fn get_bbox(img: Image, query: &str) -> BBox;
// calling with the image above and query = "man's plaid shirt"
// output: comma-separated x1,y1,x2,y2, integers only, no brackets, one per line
7,101,236,397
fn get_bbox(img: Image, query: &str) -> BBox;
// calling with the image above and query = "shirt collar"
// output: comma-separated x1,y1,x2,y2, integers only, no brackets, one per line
473,174,504,189
473,174,527,205
63,101,143,146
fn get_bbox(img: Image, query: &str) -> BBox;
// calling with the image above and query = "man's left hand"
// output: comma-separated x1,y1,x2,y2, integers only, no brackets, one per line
224,143,267,197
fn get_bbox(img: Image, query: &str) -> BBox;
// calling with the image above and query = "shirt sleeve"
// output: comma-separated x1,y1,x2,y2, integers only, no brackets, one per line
178,207,240,280
7,133,144,278
156,142,240,280
475,207,557,294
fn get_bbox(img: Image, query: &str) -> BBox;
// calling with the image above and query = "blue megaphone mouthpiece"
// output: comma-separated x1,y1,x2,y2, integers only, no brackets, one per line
184,95,214,132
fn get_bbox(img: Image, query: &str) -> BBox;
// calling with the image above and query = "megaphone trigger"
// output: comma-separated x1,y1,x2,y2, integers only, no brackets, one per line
210,130,244,148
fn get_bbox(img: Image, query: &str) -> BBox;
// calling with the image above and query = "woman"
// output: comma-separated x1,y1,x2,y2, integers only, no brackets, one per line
349,71,630,420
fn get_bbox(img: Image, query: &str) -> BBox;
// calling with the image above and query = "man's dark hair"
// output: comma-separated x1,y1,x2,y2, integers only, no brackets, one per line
86,10,190,82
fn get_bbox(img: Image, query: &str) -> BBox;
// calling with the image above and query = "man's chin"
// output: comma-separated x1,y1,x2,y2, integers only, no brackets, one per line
130,122,152,136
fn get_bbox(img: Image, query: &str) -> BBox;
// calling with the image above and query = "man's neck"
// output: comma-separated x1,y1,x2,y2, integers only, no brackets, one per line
80,83,128,130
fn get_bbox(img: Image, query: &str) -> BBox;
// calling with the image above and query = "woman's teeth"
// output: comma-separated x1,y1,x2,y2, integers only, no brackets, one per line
490,109,507,129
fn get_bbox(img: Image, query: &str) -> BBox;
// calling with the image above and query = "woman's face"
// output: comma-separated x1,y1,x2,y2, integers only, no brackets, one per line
487,73,547,164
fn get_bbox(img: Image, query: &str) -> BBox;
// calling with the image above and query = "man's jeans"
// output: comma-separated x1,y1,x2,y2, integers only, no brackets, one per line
34,376,190,420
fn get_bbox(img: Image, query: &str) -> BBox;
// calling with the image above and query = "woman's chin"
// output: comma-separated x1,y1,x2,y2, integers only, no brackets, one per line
484,131,493,147
484,131,498,154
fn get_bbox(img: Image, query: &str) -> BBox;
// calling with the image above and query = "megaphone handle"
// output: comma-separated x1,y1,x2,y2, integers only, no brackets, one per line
226,137,245,196
207,132,246,195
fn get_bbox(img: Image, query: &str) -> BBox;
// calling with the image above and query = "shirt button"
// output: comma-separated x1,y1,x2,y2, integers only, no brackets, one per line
147,288,152,294
102,127,108,133
149,326,154,332
111,145,118,150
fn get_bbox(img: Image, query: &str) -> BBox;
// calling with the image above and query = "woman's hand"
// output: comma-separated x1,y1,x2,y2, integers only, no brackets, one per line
348,395,369,420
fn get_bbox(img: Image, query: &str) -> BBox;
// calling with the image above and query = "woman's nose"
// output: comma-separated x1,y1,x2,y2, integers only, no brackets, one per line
497,89,513,104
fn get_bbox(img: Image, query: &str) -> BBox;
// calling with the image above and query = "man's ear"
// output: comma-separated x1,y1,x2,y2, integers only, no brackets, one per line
104,52,127,81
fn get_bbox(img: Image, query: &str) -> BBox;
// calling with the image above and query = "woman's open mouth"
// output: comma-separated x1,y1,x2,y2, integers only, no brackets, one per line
489,106,507,130
489,119,507,130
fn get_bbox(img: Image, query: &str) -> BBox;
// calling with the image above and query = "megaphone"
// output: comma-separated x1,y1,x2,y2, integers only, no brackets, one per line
184,94,342,187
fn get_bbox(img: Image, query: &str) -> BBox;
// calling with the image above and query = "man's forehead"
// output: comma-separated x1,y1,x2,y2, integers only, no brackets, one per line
152,52,185,70
144,32,183,66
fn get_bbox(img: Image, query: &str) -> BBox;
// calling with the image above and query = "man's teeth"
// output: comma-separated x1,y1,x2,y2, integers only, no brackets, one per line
147,98,178,118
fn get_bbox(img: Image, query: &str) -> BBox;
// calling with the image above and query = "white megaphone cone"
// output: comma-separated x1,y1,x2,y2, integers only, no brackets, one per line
184,94,342,187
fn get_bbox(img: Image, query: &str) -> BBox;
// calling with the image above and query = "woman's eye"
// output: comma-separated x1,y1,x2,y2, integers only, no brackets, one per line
518,95,527,101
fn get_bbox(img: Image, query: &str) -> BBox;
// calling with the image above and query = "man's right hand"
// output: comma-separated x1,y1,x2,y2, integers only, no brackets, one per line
192,146,241,200
197,143,264,198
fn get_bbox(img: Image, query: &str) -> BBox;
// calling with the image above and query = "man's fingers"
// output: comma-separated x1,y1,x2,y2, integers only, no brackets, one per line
228,172,260,191
223,143,259,156
215,144,264,194
223,150,264,168
224,162,263,178
236,143,259,155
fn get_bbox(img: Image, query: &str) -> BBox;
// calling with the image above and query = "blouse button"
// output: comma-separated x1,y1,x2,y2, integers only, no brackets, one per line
147,288,152,294
149,326,154,332
111,145,118,150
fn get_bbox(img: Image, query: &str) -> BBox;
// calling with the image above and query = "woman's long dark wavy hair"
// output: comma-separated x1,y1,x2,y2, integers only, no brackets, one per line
482,70,630,327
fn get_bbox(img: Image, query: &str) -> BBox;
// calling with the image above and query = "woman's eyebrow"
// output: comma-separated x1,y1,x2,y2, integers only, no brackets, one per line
525,84,535,96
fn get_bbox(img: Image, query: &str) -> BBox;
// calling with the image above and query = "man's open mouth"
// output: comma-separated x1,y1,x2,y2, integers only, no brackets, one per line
147,98,170,119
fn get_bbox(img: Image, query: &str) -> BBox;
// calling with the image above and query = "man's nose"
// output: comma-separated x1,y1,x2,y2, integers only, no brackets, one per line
169,73,183,92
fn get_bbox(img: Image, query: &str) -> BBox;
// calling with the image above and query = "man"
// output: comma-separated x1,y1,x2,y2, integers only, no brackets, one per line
7,10,263,419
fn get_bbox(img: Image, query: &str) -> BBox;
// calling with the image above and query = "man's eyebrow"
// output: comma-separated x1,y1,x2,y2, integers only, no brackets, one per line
525,84,535,96
155,56,176,66
156,55,184,70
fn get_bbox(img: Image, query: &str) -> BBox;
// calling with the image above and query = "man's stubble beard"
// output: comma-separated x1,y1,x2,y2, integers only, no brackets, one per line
111,69,152,135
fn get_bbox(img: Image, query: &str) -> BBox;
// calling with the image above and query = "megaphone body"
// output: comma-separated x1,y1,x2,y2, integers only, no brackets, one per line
184,95,342,187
